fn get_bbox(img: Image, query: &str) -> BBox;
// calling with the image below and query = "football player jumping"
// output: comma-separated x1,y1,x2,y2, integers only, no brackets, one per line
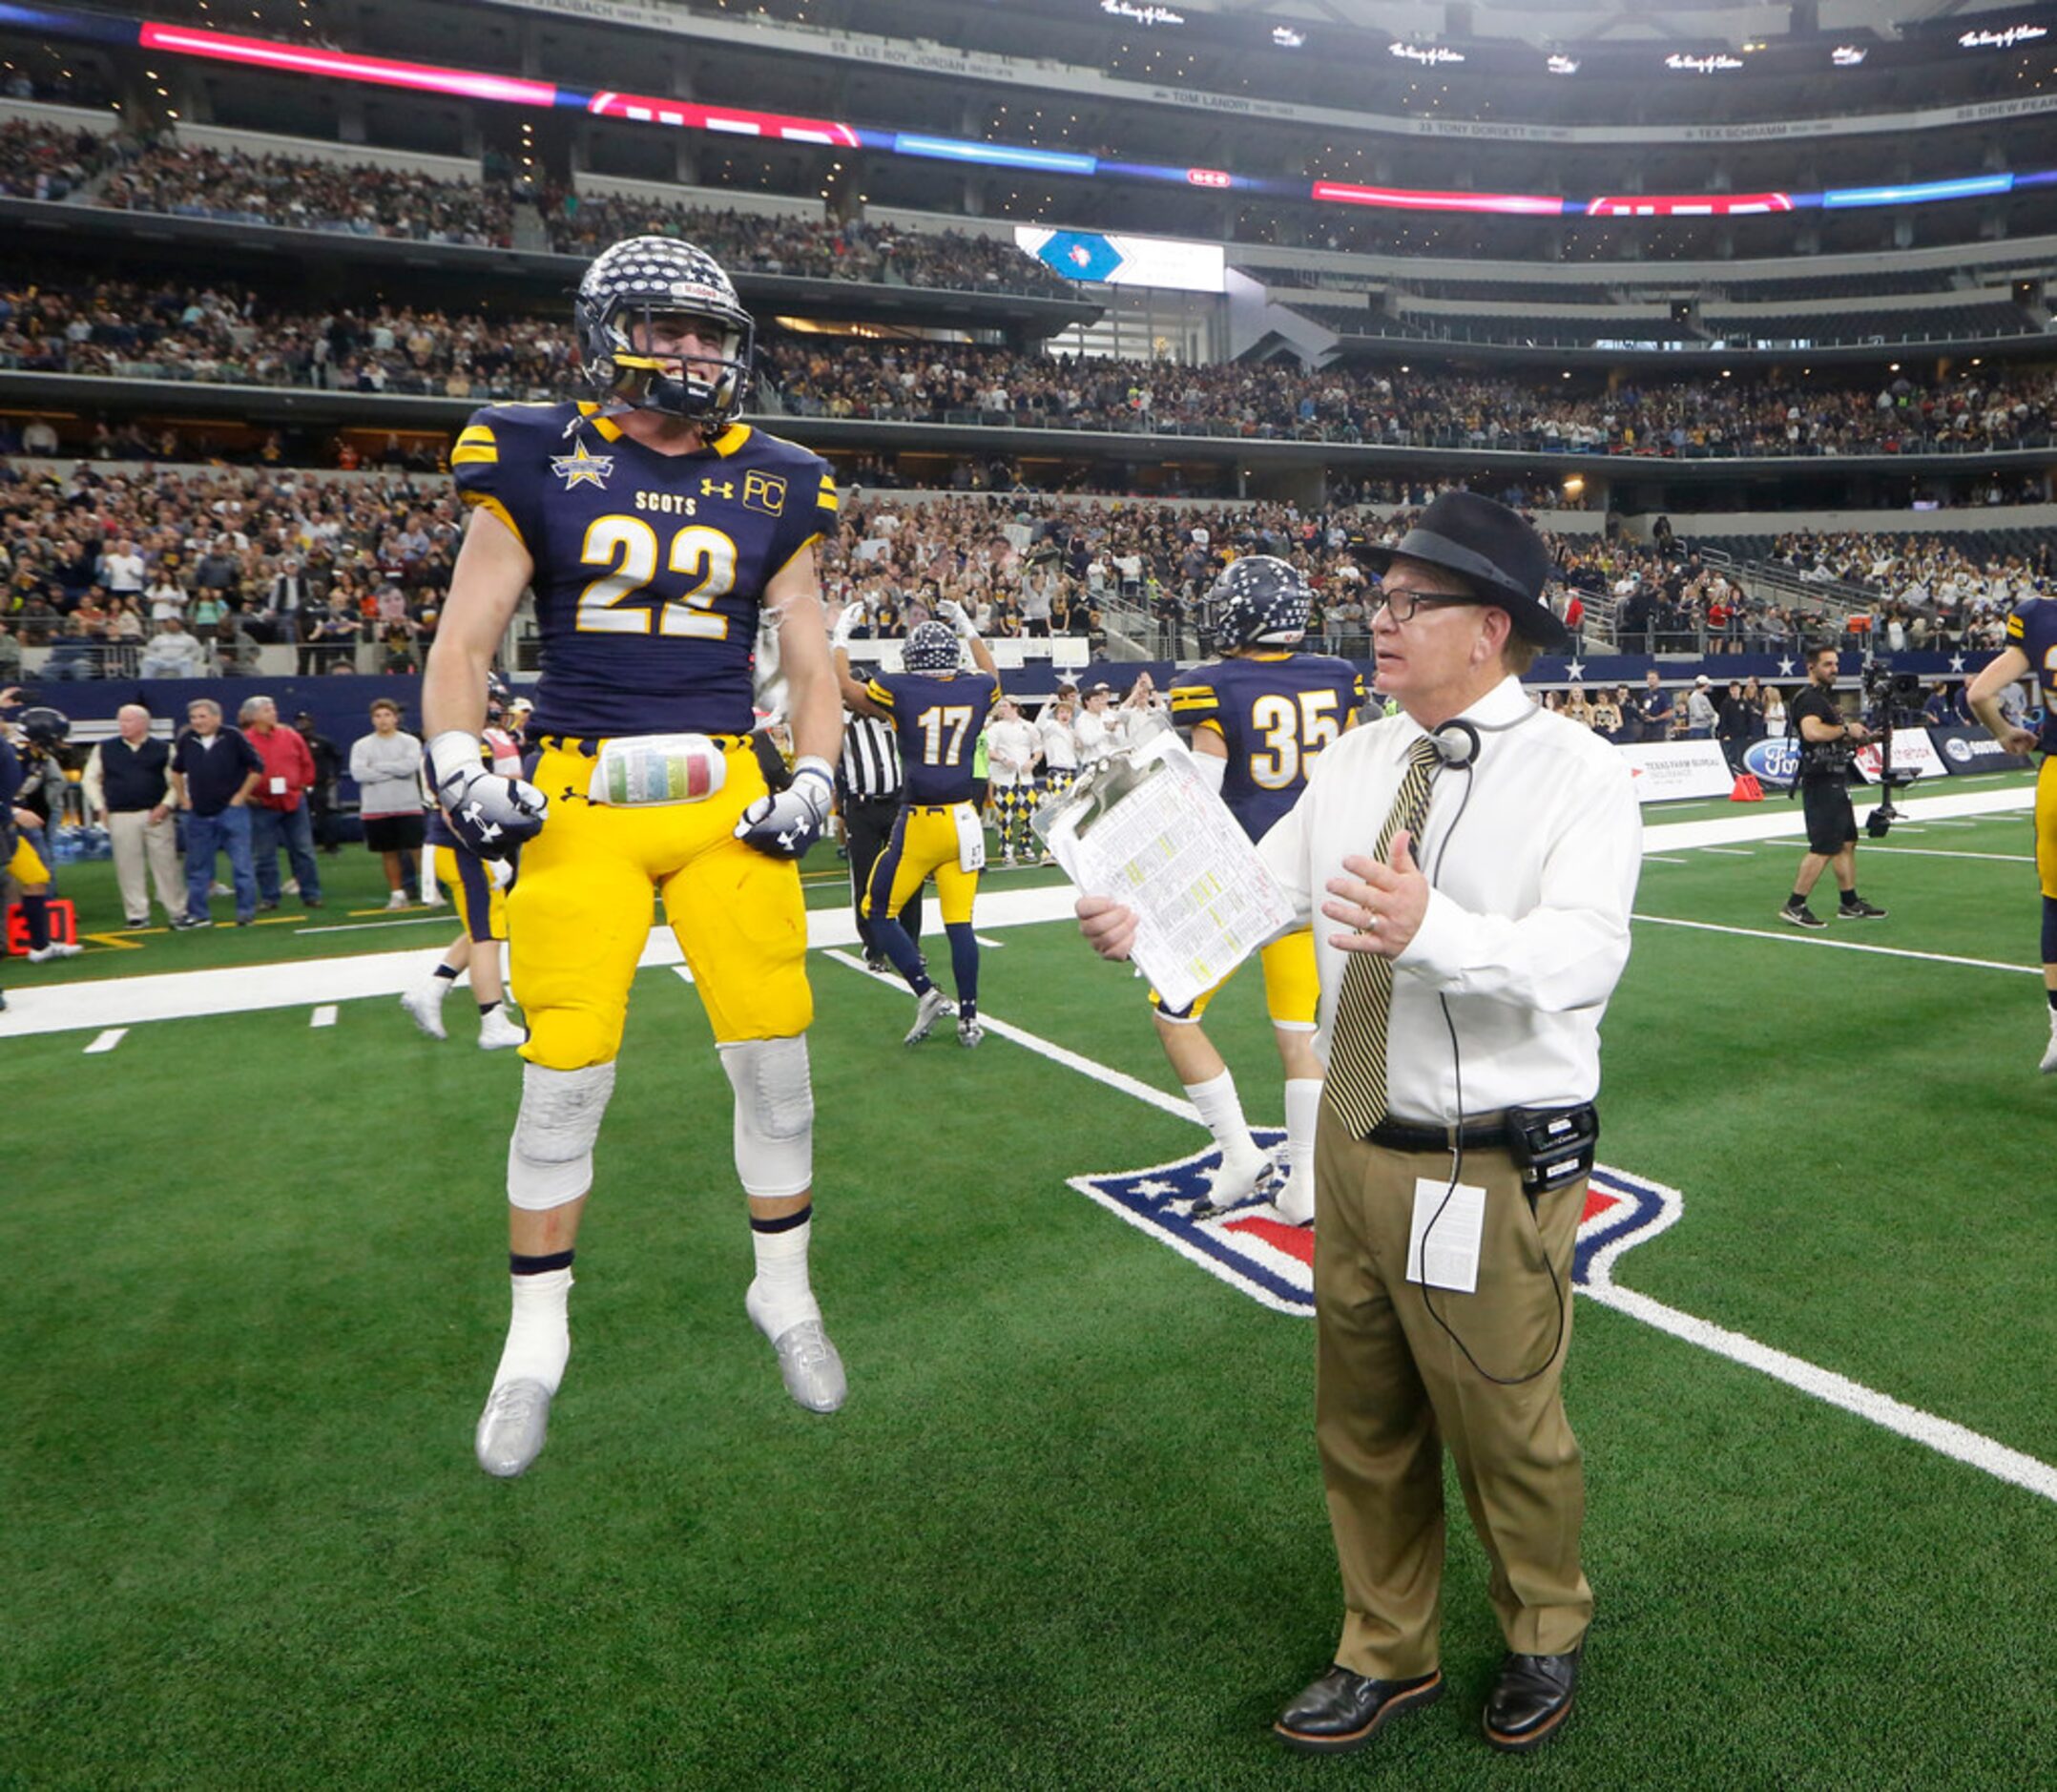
834,604,1002,1048
1156,557,1364,1222
1967,595,2057,1071
423,237,847,1479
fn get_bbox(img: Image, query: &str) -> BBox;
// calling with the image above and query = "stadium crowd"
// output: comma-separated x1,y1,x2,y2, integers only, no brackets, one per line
765,342,2057,457
1,454,2049,682
0,462,461,678
0,116,113,200
99,140,519,247
9,267,2057,471
541,192,1077,299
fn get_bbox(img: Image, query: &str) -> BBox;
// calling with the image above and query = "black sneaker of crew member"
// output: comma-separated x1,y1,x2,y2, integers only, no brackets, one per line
1780,899,1826,929
1838,895,1887,920
1273,1666,1444,1755
1483,1647,1581,1753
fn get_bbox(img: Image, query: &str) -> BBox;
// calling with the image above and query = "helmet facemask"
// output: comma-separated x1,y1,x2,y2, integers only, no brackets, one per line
574,237,755,429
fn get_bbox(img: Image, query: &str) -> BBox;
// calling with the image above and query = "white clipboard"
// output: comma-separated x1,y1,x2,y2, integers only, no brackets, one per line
1034,725,1299,1012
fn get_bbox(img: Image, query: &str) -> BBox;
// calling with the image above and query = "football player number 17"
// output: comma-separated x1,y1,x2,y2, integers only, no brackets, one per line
1247,690,1340,790
576,516,736,638
916,704,974,767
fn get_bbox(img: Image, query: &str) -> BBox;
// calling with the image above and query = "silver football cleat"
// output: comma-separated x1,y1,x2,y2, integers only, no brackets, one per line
26,942,82,963
474,1377,552,1478
746,1286,846,1413
957,1016,985,1049
904,985,954,1046
2042,1015,2057,1075
401,979,448,1040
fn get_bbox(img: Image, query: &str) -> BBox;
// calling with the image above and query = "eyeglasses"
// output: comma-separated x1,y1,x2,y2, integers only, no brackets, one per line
1371,585,1476,624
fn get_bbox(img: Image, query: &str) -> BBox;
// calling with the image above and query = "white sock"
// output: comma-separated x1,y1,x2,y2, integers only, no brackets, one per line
492,1266,571,1395
1283,1077,1322,1184
749,1211,820,1332
1184,1069,1257,1161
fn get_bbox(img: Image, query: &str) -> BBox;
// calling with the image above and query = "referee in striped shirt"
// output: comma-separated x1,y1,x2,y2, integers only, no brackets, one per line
841,711,924,972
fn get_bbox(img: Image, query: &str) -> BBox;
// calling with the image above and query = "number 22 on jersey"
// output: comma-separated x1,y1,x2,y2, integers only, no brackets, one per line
576,515,737,639
1247,690,1340,789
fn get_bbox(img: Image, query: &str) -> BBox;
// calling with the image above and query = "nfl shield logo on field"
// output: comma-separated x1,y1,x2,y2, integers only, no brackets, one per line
1069,1144,1683,1315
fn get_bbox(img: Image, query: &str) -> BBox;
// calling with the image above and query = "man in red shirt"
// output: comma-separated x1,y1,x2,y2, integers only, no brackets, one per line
238,695,324,910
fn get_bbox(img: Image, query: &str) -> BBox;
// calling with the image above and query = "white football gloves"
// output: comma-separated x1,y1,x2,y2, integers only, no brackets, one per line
427,730,548,861
735,755,835,859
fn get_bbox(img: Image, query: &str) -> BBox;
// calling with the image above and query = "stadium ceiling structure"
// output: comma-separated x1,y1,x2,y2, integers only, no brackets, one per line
1190,0,2040,46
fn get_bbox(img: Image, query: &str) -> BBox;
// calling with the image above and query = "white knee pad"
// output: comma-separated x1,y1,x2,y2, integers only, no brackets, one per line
717,1034,814,1198
507,1061,616,1211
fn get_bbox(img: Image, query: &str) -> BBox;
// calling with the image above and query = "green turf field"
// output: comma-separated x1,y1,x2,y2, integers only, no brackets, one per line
7,784,2055,1789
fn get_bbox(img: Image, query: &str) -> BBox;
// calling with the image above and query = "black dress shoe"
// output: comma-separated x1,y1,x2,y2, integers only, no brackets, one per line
1483,1647,1581,1753
1274,1665,1443,1755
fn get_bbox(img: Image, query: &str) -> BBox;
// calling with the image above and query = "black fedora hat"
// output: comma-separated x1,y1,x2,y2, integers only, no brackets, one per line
1350,491,1568,650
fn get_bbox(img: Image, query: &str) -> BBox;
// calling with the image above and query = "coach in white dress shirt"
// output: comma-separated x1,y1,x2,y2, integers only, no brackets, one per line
1081,492,1641,1761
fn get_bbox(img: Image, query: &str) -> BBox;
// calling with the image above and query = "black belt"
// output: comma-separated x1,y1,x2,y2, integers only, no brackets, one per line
1368,1105,1595,1156
1368,1115,1520,1154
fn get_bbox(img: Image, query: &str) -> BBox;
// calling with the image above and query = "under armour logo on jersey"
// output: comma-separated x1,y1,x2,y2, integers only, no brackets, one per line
461,801,504,844
701,477,736,499
551,439,614,490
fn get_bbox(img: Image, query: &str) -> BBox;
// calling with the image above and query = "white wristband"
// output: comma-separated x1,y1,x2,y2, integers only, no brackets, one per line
427,730,484,790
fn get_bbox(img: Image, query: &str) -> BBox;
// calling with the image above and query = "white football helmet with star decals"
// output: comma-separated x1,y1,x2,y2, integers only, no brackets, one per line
574,236,755,427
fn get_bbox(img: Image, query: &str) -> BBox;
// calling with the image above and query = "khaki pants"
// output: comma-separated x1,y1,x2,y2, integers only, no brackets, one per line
1313,1113,1592,1679
109,808,185,922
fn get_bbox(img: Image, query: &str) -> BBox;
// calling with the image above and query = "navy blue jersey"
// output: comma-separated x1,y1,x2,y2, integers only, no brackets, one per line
451,401,838,738
864,669,1001,804
1169,651,1365,842
2005,597,2057,755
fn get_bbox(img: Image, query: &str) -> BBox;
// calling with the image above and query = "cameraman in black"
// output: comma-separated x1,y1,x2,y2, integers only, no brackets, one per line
1781,644,1887,929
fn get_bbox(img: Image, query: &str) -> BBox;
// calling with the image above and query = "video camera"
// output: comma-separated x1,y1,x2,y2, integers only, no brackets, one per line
1860,652,1925,731
1859,652,1927,836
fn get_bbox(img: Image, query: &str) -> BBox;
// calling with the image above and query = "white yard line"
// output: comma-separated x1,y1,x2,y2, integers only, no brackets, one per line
1867,845,2035,865
1696,846,1755,857
821,952,2057,1508
309,1006,338,1028
1579,1280,2057,1506
1631,913,2037,976
82,1029,126,1054
823,949,1195,1122
4,783,2032,1045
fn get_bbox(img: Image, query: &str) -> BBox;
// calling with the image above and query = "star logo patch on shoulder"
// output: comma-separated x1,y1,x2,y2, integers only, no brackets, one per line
1068,1141,1680,1316
551,438,614,490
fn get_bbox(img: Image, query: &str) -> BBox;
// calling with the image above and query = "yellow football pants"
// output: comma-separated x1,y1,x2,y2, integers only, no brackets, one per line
862,802,980,927
510,739,811,1069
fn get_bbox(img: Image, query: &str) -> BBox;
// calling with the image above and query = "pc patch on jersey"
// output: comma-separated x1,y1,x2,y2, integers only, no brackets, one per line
1068,1136,1680,1315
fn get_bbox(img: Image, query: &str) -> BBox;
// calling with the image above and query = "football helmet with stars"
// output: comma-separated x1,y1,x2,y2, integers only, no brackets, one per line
1203,554,1312,655
901,620,962,675
574,236,755,428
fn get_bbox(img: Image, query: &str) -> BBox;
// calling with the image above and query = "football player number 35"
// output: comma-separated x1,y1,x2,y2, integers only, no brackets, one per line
576,516,735,638
1248,690,1340,789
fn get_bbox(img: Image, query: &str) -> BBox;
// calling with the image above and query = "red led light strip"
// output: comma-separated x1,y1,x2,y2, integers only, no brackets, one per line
586,91,861,148
137,23,559,107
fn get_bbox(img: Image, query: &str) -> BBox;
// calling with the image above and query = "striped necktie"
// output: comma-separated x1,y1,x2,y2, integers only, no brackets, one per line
1321,735,1444,1140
